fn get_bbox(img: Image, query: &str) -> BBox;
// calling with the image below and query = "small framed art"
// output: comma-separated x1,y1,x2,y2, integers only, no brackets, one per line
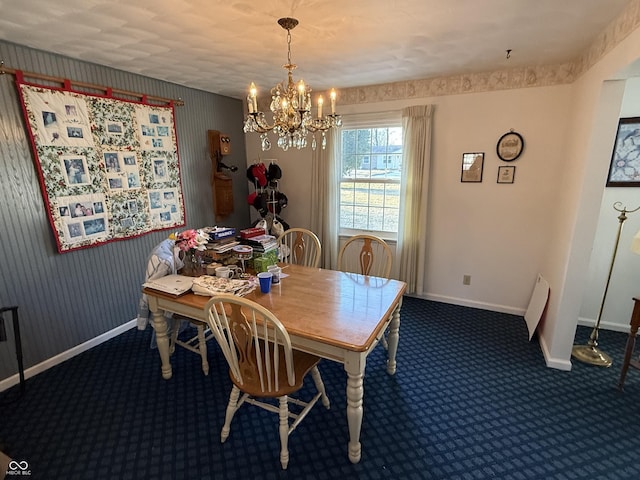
461,152,484,182
606,117,640,187
496,130,524,162
497,165,516,184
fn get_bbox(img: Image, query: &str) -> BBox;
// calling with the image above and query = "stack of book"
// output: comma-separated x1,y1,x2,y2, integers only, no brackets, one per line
241,234,278,254
241,233,279,272
209,238,240,254
202,227,238,262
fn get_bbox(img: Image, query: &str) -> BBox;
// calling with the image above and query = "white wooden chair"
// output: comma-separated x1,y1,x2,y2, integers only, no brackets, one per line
169,318,212,375
137,239,212,375
337,234,393,278
204,294,330,469
276,228,322,268
338,234,393,348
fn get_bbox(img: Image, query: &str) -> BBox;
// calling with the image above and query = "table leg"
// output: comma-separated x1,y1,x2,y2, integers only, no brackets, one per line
386,299,402,375
345,352,365,464
618,298,640,390
618,334,636,390
197,324,210,376
151,309,173,380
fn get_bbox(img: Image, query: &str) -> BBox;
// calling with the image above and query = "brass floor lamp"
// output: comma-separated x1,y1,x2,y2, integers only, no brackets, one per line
572,202,640,367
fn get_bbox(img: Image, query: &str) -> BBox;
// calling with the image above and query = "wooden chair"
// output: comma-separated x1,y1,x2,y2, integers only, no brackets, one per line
277,228,322,268
169,319,212,375
338,234,393,348
204,294,330,469
337,234,393,278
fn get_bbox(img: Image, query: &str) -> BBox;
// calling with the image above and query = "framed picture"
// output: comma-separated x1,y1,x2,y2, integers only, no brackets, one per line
497,165,516,184
606,117,640,187
496,130,524,162
461,152,484,182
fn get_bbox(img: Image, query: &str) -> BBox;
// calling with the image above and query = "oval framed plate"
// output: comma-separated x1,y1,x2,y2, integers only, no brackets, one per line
496,131,524,162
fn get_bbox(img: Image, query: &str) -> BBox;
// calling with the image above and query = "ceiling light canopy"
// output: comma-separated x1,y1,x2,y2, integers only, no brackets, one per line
243,17,342,151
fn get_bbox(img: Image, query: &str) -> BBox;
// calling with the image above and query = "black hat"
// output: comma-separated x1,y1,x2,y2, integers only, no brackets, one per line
246,165,256,184
276,192,288,213
268,162,282,180
253,192,269,217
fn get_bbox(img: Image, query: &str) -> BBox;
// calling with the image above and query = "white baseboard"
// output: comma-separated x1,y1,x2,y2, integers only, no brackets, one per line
538,334,572,371
577,316,630,333
539,317,631,371
0,319,137,393
541,317,633,372
414,293,527,316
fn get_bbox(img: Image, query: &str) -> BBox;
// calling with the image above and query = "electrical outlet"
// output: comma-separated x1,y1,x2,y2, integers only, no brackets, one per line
463,275,471,285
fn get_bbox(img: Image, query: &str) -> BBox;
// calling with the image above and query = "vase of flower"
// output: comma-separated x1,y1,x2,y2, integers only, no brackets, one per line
171,228,209,277
181,250,204,276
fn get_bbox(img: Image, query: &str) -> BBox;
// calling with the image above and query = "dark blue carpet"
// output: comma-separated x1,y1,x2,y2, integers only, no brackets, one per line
1,296,640,479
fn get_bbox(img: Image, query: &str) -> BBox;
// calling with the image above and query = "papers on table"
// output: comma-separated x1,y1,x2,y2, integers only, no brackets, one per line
143,274,194,296
191,275,256,297
143,274,257,297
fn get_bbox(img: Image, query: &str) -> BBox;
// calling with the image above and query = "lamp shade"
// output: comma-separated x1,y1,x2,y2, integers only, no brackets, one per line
632,229,640,255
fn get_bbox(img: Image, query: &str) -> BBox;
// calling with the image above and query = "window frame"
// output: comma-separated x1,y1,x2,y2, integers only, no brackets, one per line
337,113,403,240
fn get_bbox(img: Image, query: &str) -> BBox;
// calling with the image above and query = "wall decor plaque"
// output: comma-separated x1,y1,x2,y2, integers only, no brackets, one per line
496,130,524,162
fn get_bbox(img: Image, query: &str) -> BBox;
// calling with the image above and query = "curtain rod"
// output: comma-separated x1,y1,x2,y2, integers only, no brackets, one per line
0,61,184,107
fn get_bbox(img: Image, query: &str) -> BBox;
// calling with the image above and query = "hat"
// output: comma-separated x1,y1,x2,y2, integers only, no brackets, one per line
271,218,285,238
253,191,269,216
246,165,256,184
255,218,268,232
247,191,258,205
251,163,268,187
276,192,288,210
276,215,290,232
246,163,268,187
268,162,282,180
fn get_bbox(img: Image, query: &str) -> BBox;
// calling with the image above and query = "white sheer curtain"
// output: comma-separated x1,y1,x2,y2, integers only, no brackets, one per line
397,105,434,294
310,129,340,269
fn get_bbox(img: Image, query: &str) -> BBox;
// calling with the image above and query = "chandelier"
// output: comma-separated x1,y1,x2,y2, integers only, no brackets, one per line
243,17,342,151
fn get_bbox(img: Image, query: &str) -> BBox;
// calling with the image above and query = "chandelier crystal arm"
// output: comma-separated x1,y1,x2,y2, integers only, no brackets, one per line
243,17,342,151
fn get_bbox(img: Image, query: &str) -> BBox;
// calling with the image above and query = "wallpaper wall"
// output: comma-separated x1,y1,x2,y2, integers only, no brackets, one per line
0,40,250,382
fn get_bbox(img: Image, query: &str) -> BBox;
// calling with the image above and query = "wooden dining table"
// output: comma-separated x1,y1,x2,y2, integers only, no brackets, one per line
143,264,407,464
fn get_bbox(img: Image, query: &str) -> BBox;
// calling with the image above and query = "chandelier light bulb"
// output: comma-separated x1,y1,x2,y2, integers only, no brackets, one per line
297,80,306,109
330,89,336,114
248,82,258,113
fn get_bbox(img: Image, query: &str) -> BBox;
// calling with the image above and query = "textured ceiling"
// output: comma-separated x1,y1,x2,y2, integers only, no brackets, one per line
0,0,633,99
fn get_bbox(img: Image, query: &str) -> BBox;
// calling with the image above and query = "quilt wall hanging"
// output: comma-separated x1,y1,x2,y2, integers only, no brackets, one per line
16,76,186,253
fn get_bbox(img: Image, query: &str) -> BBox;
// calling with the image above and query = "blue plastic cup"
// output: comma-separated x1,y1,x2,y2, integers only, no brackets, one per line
257,272,273,293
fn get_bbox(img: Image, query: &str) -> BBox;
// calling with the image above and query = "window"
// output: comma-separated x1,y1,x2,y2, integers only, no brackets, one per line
339,124,403,237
